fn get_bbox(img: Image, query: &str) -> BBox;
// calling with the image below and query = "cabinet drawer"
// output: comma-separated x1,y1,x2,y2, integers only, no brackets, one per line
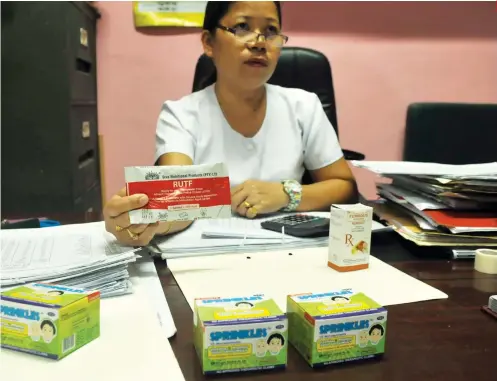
70,105,98,156
70,58,97,104
71,68,96,102
73,184,102,223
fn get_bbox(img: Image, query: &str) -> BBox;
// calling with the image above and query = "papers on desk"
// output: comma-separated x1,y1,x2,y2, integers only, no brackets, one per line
131,256,177,338
351,160,497,179
351,160,497,256
154,212,391,259
0,222,178,338
154,212,326,259
374,202,497,247
167,246,448,312
0,223,138,298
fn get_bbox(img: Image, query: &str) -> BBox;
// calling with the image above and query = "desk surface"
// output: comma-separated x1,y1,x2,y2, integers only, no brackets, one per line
157,233,497,381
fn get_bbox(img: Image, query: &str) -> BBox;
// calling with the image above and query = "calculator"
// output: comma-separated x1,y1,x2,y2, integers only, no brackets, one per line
260,214,330,238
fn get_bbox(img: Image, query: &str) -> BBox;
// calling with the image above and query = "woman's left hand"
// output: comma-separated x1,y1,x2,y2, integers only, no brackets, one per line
231,180,290,218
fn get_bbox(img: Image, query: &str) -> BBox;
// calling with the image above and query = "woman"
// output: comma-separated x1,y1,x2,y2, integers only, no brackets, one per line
104,1,358,246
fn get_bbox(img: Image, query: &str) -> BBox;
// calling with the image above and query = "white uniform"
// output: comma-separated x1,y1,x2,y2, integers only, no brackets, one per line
155,84,343,187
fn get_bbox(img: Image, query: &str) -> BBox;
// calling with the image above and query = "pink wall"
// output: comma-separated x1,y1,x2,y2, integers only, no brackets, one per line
96,1,497,202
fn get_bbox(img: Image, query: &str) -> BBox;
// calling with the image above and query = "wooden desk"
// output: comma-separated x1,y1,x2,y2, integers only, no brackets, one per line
157,233,497,381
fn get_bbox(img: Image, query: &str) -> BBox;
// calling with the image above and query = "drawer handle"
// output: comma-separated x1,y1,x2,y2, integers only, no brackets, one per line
80,28,88,47
82,121,90,139
76,58,92,74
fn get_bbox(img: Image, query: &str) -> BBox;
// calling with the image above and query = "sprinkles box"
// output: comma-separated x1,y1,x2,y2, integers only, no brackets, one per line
1,283,100,360
193,294,288,375
287,289,387,368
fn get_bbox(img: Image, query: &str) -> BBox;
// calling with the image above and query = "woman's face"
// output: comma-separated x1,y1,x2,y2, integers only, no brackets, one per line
203,1,282,90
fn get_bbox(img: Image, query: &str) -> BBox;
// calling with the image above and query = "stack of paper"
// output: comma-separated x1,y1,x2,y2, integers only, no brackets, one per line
0,223,139,297
352,161,497,254
153,212,391,259
153,213,327,259
372,202,497,246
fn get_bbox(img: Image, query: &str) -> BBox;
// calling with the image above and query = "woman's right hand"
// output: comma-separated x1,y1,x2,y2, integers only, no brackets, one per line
103,187,160,246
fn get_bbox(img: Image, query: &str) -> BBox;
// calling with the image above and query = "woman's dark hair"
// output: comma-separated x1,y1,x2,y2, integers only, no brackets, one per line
40,320,57,335
198,1,282,90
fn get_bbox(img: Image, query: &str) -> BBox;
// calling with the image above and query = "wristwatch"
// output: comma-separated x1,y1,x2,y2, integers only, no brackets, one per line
281,180,303,212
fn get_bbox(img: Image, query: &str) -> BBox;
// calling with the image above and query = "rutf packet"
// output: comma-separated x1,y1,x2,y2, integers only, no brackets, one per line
125,162,232,224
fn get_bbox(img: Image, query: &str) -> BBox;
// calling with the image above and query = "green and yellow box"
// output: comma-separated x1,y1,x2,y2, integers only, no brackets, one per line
1,283,100,360
193,294,288,375
287,289,387,368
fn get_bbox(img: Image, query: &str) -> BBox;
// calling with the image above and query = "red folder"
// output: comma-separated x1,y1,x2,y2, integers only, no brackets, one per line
423,210,497,228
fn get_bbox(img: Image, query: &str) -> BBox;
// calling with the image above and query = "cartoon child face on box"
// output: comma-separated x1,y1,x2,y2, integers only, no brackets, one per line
267,333,285,355
30,322,41,342
255,339,267,357
40,320,57,344
368,324,384,345
358,330,369,347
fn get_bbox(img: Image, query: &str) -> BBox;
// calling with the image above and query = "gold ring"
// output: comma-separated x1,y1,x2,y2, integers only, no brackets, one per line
126,228,139,241
243,201,251,208
247,206,258,218
115,225,124,232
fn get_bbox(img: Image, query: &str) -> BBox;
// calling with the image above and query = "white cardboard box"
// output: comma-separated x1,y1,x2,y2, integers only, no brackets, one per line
328,204,373,272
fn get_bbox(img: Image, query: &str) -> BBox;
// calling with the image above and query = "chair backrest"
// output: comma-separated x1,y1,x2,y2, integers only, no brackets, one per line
403,102,497,164
192,46,340,137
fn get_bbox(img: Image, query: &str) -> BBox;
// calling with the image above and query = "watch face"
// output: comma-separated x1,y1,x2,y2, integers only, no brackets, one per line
287,180,301,192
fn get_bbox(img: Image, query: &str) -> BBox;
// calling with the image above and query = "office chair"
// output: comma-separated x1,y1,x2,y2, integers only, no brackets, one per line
403,102,497,164
192,47,365,185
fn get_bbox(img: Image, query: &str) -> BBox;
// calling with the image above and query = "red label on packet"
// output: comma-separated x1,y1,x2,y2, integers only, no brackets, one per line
124,163,232,224
127,177,231,209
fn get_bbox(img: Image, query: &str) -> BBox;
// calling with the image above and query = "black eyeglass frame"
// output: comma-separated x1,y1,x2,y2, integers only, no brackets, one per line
216,25,289,46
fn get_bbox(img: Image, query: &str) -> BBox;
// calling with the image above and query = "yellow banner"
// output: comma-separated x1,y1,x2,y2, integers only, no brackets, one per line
133,1,206,27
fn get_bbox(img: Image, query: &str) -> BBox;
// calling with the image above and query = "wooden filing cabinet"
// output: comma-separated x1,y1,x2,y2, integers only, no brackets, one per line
1,1,102,223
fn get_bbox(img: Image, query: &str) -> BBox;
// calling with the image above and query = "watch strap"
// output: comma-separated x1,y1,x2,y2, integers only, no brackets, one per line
282,180,302,212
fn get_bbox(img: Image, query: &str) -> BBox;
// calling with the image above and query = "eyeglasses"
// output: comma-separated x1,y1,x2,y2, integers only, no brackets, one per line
217,25,289,48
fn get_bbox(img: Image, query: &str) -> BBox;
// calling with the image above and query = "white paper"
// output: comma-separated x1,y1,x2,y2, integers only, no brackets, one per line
202,213,390,238
200,215,298,239
0,223,139,300
167,247,448,311
351,160,497,178
450,226,497,234
377,183,447,211
0,269,184,381
1,230,105,278
1,223,136,278
157,216,328,258
137,1,207,13
131,256,177,338
157,212,391,259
